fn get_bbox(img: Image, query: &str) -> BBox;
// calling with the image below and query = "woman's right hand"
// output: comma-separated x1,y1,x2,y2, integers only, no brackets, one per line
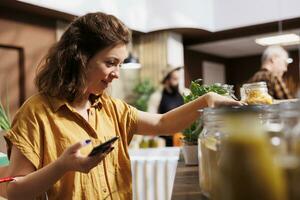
56,140,113,174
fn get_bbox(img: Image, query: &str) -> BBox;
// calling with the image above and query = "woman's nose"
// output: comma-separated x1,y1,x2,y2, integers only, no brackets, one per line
111,70,120,79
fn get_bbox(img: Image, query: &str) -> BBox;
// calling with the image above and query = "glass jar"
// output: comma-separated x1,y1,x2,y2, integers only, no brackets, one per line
263,104,287,156
198,108,224,198
279,101,300,200
214,106,287,200
215,83,238,100
241,82,273,105
279,101,300,153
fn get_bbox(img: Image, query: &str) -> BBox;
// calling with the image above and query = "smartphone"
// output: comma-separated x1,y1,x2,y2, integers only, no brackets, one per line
88,136,119,157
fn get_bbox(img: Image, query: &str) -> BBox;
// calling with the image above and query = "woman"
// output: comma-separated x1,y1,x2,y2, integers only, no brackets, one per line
4,12,242,199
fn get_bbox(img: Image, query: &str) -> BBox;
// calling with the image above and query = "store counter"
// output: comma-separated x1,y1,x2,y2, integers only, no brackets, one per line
171,161,208,200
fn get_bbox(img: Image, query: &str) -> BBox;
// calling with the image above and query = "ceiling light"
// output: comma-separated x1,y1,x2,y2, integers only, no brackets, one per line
121,63,141,69
122,54,141,69
255,33,300,46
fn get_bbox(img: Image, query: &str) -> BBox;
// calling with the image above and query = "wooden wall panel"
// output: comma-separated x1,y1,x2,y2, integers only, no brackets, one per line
184,49,203,86
0,48,19,117
183,49,227,87
226,55,261,97
137,31,169,87
285,50,300,96
0,7,56,116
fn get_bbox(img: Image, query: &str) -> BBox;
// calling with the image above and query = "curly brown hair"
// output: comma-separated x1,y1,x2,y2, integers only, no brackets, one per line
35,12,131,102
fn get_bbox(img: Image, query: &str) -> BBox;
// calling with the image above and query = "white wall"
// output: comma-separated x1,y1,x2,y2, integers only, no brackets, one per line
167,33,184,68
19,0,149,31
166,32,185,90
19,0,300,32
202,61,225,85
213,0,300,31
18,0,214,32
144,0,214,31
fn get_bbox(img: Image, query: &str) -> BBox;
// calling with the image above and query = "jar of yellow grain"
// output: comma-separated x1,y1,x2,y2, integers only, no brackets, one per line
241,82,273,105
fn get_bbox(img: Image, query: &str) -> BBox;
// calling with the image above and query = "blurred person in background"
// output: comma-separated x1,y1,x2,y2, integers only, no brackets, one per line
148,66,188,146
1,12,242,200
248,45,293,99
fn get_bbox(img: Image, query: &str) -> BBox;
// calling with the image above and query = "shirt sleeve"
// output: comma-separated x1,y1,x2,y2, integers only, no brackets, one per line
4,102,43,170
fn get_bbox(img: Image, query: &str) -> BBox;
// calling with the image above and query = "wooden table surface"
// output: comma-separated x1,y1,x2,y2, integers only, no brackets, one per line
171,160,209,200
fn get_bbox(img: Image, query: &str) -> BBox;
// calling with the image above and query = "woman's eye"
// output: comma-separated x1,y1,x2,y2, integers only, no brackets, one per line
106,61,115,67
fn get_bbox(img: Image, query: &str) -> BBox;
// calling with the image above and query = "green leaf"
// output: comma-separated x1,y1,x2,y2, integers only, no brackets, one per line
182,81,234,143
132,79,155,111
0,99,11,131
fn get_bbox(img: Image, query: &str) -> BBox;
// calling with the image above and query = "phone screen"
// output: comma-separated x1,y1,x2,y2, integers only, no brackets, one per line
88,136,119,156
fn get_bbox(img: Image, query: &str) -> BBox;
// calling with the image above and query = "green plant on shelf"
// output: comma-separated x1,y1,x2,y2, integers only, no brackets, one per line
0,95,11,164
132,79,155,112
0,99,11,131
182,80,235,145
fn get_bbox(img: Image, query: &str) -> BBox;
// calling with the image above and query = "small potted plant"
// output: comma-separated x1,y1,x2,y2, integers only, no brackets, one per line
181,80,235,165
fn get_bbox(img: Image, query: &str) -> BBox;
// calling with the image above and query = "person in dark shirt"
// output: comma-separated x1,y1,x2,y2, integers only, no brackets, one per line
158,68,184,114
248,45,293,99
148,67,186,146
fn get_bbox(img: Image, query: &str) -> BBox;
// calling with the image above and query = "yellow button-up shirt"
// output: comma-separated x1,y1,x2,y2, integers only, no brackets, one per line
5,92,138,200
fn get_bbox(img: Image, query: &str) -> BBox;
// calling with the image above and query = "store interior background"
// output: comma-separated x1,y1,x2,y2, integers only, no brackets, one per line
1,0,300,118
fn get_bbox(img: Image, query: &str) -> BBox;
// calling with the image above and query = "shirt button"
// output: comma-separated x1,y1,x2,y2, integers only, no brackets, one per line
103,188,107,193
90,111,93,116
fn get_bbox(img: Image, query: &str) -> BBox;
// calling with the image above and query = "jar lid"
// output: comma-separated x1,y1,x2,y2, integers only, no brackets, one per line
242,81,267,88
278,100,300,118
203,105,270,116
278,100,300,110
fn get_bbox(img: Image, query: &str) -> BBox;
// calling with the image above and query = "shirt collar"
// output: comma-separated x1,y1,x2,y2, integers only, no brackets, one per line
47,96,67,112
48,94,103,113
89,94,103,109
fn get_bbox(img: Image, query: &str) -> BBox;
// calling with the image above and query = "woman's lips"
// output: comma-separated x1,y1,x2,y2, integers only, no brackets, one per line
102,80,113,87
101,80,108,87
